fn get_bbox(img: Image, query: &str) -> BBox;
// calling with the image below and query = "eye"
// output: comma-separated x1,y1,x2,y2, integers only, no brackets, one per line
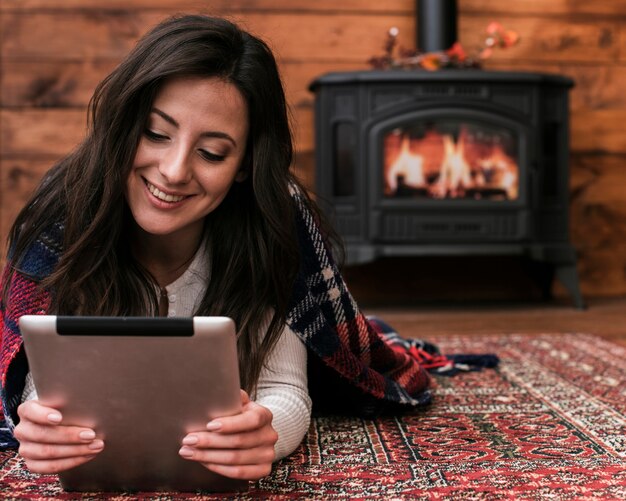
144,129,169,142
198,149,226,162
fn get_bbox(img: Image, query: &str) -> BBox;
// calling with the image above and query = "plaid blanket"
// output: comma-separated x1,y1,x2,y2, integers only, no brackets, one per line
287,189,434,415
0,189,496,448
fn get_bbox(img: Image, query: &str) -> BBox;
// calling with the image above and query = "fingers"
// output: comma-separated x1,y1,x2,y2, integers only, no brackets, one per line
22,455,100,475
14,419,99,446
181,424,277,451
17,430,104,474
179,444,275,466
15,400,104,474
17,400,64,426
206,400,273,435
19,439,105,461
179,398,278,481
179,442,275,480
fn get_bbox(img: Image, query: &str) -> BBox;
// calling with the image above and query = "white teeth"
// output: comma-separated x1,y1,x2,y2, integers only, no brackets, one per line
146,181,186,203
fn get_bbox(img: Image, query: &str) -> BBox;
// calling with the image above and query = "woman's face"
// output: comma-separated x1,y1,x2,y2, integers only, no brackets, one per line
126,75,249,242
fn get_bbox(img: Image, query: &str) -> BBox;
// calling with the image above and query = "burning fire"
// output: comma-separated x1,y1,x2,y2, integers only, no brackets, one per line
434,134,472,198
386,134,425,193
384,126,518,200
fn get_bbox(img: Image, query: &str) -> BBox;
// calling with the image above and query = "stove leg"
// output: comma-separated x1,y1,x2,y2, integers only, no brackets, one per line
555,264,585,310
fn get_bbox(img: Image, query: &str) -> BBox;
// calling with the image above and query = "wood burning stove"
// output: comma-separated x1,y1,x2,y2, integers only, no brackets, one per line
310,69,584,308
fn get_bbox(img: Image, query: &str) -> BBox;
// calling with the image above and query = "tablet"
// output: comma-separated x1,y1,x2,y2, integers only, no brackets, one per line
19,315,248,493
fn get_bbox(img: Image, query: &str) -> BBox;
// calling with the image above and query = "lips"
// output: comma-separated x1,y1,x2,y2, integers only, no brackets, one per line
144,179,189,203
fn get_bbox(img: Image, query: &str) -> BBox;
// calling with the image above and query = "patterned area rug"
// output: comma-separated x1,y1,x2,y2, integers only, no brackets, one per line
1,333,625,500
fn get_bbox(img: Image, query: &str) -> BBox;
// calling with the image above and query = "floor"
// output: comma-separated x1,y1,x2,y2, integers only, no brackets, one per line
365,296,626,347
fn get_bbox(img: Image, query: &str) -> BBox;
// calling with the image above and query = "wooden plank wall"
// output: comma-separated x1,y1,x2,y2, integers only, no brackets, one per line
2,0,626,299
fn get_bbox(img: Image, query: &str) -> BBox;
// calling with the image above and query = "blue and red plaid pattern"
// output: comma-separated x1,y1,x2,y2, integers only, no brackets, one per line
287,188,433,413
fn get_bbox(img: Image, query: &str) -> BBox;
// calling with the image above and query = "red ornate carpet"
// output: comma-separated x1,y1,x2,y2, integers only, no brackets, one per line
1,333,625,499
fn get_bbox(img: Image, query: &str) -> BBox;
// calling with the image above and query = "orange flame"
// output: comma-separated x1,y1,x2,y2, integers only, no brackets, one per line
383,125,519,200
433,133,472,198
386,135,425,193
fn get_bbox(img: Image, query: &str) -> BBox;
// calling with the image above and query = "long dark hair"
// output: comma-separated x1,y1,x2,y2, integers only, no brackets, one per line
4,15,306,392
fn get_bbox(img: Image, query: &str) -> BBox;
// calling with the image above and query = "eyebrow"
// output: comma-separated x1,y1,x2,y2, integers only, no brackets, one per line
151,108,237,147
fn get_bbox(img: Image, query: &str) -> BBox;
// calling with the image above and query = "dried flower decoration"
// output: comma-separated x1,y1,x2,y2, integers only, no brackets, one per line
368,22,520,71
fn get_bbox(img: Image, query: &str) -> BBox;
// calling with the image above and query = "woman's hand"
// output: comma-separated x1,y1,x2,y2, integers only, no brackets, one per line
14,400,104,474
179,390,277,480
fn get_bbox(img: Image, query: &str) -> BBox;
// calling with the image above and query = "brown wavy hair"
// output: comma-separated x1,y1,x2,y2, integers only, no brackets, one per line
5,15,308,393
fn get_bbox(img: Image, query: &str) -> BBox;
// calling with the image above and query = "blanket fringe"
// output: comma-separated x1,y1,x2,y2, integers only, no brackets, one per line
368,316,499,376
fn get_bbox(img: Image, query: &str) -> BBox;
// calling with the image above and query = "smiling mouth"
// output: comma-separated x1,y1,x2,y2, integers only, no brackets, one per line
144,179,189,203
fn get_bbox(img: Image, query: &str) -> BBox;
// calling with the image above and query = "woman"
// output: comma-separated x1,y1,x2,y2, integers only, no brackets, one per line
0,15,434,482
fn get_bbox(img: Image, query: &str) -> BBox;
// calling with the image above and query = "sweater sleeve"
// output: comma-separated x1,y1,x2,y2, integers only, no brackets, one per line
21,372,37,403
254,324,311,461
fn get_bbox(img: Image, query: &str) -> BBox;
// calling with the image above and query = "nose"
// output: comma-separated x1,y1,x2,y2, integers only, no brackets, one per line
158,142,193,185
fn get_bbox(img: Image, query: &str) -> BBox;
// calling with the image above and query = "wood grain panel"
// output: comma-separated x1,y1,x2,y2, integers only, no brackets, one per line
570,109,626,154
0,11,414,62
458,17,620,63
486,62,626,112
570,154,626,253
1,11,153,60
576,244,626,297
565,66,626,111
463,0,626,16
571,201,626,252
1,60,363,109
0,159,53,247
3,0,626,16
0,0,409,12
291,107,313,153
1,110,86,158
570,154,626,205
292,150,315,193
282,62,366,108
1,12,618,64
1,61,116,108
618,22,626,63
8,59,626,119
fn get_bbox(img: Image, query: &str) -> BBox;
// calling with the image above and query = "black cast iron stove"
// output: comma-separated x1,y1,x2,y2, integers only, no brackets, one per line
309,2,583,308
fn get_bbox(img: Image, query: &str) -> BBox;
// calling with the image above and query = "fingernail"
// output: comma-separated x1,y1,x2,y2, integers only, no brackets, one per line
79,430,96,440
182,435,198,445
47,412,62,423
178,446,194,458
206,421,222,431
88,440,104,451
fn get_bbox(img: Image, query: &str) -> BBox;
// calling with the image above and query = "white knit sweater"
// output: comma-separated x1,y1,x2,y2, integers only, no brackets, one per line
22,243,312,460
